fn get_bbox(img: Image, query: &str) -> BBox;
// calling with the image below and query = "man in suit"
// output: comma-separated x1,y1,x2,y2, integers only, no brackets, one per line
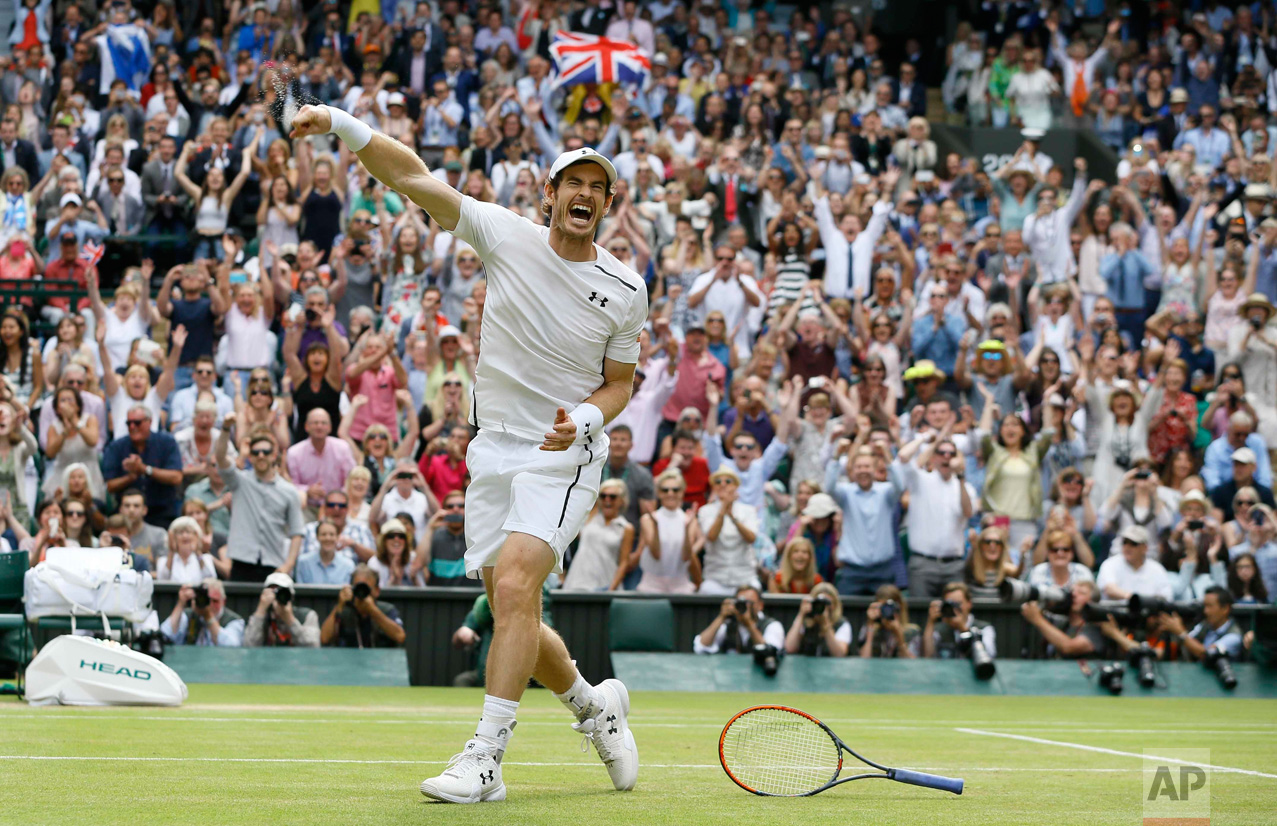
141,136,191,236
709,148,758,246
174,75,254,143
39,122,87,180
892,62,928,119
569,0,613,35
394,26,445,106
187,118,243,188
430,46,480,123
0,118,39,184
1157,88,1192,151
128,118,167,176
94,168,145,235
308,5,350,63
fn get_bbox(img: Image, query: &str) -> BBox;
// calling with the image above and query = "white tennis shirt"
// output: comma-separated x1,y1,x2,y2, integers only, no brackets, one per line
451,196,648,443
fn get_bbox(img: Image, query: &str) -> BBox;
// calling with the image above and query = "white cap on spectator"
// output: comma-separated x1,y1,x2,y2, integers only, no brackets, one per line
652,53,669,66
1020,127,1046,141
1170,88,1189,104
437,324,462,340
60,193,82,207
802,493,839,519
1233,447,1258,465
386,91,406,107
549,147,617,188
915,169,936,182
1244,183,1272,201
1119,525,1149,545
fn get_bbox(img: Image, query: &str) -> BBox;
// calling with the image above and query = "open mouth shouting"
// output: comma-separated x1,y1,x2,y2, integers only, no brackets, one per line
567,200,596,228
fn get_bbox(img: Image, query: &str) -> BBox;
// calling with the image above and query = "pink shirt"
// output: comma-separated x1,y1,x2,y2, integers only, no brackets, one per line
661,346,726,422
419,452,468,502
287,437,356,493
349,362,401,440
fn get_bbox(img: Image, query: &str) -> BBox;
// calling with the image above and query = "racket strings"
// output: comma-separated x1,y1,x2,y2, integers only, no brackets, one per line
721,708,842,796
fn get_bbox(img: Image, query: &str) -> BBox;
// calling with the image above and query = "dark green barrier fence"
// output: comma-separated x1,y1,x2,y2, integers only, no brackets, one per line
152,585,1271,688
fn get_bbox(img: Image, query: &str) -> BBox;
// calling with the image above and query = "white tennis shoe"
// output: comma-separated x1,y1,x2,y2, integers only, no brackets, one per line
419,740,505,803
572,678,639,791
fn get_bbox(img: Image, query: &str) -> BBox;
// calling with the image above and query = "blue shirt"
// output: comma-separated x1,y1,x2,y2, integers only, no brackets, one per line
1173,126,1231,169
910,311,968,377
1256,244,1277,303
1201,433,1272,490
167,384,235,432
1100,250,1154,310
102,431,184,523
703,433,790,511
294,552,357,586
825,458,904,568
1189,617,1243,660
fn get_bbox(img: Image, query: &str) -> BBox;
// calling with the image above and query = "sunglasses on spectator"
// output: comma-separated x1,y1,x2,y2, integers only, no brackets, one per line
936,450,956,458
365,433,388,441
1049,546,1073,554
325,500,347,509
716,255,735,262
443,380,462,386
66,509,86,517
599,493,620,501
445,502,465,510
250,448,274,457
385,533,407,541
65,378,84,387
108,176,124,183
659,487,682,494
733,442,754,450
195,368,215,375
126,418,148,427
981,538,1004,545
250,388,272,396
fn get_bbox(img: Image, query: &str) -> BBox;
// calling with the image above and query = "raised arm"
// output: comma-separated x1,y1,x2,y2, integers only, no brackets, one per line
290,105,462,231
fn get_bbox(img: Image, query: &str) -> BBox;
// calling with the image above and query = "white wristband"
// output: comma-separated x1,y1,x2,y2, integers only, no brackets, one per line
568,402,604,445
324,105,373,152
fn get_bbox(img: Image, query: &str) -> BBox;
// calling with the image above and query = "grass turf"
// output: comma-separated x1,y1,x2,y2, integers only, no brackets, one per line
1,685,1274,825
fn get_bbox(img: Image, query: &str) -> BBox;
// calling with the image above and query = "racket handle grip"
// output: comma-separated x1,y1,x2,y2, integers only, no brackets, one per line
889,768,964,795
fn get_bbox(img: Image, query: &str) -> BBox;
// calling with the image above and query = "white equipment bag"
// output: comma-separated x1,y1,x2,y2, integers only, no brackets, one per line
25,635,187,706
24,548,155,630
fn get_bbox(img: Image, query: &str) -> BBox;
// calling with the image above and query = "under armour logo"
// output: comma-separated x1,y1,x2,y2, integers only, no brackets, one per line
607,714,618,735
588,291,609,307
480,770,494,784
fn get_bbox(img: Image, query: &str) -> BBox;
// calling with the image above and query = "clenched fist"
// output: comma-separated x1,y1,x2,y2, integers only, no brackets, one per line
289,105,332,139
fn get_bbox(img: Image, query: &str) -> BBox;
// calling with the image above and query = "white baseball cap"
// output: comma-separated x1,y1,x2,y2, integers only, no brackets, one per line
549,147,617,188
60,192,82,207
386,91,406,107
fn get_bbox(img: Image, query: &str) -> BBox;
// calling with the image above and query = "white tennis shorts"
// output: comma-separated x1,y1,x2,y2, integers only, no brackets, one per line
463,427,609,578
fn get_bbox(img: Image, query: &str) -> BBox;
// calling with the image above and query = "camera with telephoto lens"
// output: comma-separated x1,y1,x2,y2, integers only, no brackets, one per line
351,581,373,602
955,630,996,680
1098,661,1125,694
1128,643,1157,688
999,579,1071,612
752,643,780,677
1204,646,1238,690
132,630,165,661
810,595,829,616
940,599,962,620
193,585,210,609
878,600,898,623
271,585,293,606
734,598,750,616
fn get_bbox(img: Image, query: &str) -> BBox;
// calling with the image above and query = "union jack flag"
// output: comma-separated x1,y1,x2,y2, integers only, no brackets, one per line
79,240,105,268
549,32,651,90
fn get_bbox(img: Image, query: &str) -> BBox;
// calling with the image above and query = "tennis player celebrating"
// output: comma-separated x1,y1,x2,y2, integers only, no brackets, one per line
290,106,643,802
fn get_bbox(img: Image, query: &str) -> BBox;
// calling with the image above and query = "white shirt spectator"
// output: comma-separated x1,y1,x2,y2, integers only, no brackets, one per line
156,552,218,585
1022,174,1088,285
697,500,760,594
895,458,974,559
1096,553,1174,600
692,612,786,653
607,357,679,464
814,196,891,298
381,487,432,546
688,269,764,357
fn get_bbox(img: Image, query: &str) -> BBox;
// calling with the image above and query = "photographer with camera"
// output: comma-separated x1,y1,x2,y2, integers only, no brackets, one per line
244,572,321,648
160,577,244,647
924,582,997,659
320,565,407,648
1020,580,1107,658
784,583,852,657
694,586,785,662
858,584,919,658
1165,490,1228,600
1159,586,1243,670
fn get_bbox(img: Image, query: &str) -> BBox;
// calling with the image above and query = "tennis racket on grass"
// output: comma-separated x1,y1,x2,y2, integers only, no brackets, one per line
719,705,964,798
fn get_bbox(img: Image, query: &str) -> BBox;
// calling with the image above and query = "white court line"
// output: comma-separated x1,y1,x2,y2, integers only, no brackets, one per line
0,755,1143,772
957,729,1277,780
1,714,1270,736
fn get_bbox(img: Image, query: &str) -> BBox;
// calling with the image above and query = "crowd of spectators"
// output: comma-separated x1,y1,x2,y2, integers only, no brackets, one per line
0,1,1273,664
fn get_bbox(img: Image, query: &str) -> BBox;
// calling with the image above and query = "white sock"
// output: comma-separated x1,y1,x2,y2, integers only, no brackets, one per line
475,695,519,756
554,672,605,721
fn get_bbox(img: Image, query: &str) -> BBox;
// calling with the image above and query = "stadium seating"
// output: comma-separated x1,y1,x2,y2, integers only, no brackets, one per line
0,552,29,696
608,598,676,653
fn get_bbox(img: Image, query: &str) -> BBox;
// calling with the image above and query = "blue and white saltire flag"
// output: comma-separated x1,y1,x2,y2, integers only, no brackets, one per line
549,32,651,90
97,23,152,94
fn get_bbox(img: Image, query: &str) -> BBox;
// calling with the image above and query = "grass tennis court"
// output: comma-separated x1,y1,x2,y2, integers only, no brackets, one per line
2,685,1274,825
